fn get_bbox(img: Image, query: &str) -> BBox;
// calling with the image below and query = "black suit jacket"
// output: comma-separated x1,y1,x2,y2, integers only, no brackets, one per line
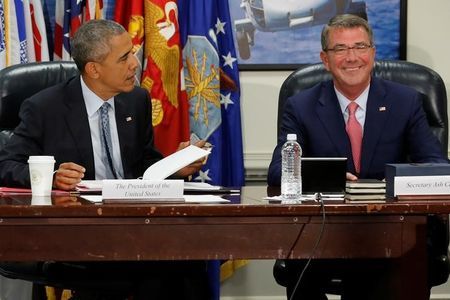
0,76,163,187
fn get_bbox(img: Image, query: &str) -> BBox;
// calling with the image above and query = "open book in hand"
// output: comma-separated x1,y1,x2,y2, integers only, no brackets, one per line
77,145,211,193
142,145,211,180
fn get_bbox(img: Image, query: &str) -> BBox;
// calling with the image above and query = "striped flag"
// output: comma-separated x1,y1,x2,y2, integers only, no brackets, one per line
22,0,36,62
54,0,102,60
0,1,7,69
84,0,103,22
3,0,29,66
53,0,70,60
29,0,50,61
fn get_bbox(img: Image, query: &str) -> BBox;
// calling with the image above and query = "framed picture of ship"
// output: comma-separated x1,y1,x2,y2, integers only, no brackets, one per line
229,0,407,70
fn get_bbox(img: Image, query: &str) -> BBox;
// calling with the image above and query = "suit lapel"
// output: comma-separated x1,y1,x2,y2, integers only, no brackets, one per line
114,93,135,178
63,77,96,179
316,82,352,159
360,78,389,177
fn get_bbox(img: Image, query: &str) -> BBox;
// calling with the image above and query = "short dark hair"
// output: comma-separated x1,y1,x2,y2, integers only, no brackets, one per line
71,19,126,72
321,14,373,51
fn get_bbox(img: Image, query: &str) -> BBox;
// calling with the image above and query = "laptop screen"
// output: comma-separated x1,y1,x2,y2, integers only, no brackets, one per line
301,157,347,194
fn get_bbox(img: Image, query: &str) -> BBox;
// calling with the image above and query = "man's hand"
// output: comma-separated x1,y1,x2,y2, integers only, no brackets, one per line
174,140,207,178
346,172,358,181
53,196,82,207
54,162,86,190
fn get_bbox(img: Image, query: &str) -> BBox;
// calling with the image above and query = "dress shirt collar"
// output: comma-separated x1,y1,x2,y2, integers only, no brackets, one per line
335,84,370,114
80,75,115,116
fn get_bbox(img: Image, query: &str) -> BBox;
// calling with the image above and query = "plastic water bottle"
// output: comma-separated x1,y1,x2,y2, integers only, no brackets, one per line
281,133,302,202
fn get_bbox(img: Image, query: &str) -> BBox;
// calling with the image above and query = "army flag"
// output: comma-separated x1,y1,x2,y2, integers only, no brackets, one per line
141,0,190,156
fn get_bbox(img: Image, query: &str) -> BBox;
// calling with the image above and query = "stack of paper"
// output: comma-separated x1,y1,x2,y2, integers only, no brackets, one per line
345,179,386,202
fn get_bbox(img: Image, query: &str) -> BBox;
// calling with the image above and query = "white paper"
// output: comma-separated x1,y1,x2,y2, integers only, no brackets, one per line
143,145,210,180
184,182,221,191
77,180,103,192
81,195,229,204
81,195,103,203
184,195,230,203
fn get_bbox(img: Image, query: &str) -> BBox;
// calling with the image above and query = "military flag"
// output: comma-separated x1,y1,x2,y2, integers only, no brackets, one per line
114,0,145,84
179,0,244,187
1,0,29,67
141,0,190,156
0,1,7,68
178,0,246,298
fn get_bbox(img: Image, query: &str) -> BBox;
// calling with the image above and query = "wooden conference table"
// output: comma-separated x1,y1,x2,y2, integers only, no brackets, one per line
1,186,450,299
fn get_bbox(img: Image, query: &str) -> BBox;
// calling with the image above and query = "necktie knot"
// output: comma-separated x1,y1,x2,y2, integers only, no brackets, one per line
347,102,358,116
100,102,110,117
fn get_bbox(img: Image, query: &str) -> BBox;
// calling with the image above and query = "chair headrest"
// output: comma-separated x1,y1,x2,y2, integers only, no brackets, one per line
0,61,79,130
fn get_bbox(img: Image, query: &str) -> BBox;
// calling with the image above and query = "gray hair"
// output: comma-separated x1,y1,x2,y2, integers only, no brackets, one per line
71,19,126,72
321,14,373,51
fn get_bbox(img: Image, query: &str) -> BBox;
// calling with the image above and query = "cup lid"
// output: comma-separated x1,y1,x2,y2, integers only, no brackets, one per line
28,156,55,163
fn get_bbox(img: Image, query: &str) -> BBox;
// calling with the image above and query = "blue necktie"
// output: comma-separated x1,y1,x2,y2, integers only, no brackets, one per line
99,102,118,179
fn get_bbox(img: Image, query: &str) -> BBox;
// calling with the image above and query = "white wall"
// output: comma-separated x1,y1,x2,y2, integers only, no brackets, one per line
224,1,450,299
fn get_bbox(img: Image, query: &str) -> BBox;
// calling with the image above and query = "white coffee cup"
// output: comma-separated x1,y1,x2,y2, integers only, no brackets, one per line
28,156,56,196
31,195,52,206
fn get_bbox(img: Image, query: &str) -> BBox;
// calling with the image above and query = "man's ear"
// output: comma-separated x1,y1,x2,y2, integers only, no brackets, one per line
320,51,330,71
84,62,100,79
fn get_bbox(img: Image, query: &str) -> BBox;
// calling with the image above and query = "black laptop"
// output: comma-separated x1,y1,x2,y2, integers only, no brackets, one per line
301,157,347,195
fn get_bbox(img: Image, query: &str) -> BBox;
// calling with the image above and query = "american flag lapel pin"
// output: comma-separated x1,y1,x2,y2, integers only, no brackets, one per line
379,106,386,112
126,116,132,122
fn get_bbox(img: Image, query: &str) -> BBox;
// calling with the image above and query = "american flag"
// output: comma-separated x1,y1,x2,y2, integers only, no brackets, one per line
54,0,95,60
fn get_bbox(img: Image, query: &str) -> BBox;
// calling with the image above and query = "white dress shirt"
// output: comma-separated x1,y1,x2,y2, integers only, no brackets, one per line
335,84,370,133
80,76,124,179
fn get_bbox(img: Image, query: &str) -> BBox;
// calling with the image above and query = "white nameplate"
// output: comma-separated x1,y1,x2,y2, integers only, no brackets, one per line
102,179,184,201
394,176,450,196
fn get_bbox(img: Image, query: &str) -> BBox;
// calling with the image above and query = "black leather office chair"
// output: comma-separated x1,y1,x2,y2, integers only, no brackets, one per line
0,61,79,149
274,60,450,292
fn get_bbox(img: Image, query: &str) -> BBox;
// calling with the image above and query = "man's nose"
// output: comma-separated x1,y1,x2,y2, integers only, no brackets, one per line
345,48,358,61
129,54,139,70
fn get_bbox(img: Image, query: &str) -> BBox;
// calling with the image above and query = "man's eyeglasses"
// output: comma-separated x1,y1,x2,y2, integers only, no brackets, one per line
325,43,373,56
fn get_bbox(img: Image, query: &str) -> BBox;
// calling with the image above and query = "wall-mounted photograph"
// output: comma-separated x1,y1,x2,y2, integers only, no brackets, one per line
229,0,406,70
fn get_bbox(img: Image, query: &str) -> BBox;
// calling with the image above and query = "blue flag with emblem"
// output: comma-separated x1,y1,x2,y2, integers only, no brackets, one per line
179,0,245,298
179,0,244,188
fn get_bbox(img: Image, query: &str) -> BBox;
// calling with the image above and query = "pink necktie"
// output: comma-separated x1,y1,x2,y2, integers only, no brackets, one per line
346,102,362,174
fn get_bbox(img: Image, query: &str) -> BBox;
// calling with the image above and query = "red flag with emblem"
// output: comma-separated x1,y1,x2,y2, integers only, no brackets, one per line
140,0,190,156
114,0,145,83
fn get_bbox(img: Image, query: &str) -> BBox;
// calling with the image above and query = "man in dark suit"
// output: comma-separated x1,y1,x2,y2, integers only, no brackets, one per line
0,20,200,189
268,14,448,300
0,19,209,300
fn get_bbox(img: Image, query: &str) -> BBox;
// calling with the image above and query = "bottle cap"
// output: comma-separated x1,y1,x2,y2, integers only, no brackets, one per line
286,134,297,141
